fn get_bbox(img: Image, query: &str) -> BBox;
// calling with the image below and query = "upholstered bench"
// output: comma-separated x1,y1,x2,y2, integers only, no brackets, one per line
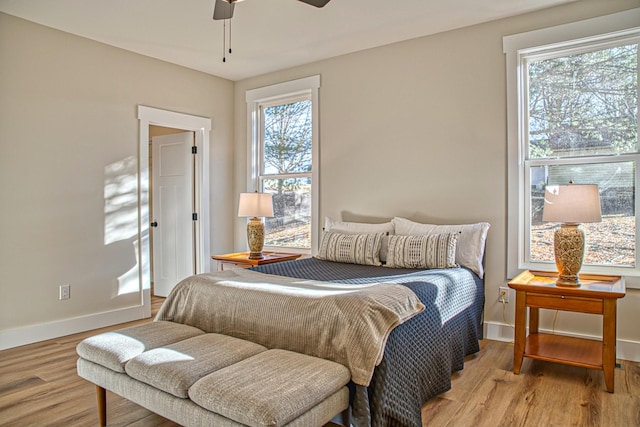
76,321,351,427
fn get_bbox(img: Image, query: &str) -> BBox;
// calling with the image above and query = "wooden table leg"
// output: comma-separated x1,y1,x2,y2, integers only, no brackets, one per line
529,307,539,334
513,290,526,374
602,299,617,392
97,385,107,426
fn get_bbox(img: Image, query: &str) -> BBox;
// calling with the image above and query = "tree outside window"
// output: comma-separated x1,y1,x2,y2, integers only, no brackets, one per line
525,40,638,268
259,99,313,249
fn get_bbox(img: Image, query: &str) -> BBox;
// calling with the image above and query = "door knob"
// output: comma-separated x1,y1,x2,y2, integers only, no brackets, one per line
150,221,158,227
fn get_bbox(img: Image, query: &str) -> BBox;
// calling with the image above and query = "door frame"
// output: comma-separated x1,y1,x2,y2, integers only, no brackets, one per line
138,106,211,314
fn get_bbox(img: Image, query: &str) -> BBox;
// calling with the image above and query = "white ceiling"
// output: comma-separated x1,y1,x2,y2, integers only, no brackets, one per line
0,0,576,81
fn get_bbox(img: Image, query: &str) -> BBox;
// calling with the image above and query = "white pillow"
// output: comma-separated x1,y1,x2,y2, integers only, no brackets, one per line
386,233,458,269
391,217,490,278
324,217,394,263
316,231,385,266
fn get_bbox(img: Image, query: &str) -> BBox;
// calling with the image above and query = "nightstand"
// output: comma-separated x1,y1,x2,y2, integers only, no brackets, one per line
212,251,302,271
508,270,625,392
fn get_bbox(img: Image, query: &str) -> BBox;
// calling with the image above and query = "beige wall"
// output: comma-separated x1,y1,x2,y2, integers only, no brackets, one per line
234,0,640,357
0,13,234,340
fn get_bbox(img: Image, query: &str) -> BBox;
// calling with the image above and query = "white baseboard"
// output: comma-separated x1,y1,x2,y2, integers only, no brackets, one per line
484,321,640,363
0,297,152,351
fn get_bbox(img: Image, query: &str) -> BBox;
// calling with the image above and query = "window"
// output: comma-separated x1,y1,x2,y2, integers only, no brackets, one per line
505,11,640,278
246,76,320,253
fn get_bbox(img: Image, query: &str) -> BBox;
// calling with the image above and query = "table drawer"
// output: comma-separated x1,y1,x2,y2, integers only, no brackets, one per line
527,293,603,314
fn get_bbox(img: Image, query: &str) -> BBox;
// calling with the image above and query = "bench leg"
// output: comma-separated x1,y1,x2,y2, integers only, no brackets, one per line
96,385,106,426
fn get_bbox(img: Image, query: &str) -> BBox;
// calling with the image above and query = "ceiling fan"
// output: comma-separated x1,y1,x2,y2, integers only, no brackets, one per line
212,0,331,62
213,0,331,21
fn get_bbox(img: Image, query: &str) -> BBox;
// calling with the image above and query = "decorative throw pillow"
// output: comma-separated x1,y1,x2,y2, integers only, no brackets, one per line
316,231,385,266
385,233,458,269
323,217,394,263
391,217,490,277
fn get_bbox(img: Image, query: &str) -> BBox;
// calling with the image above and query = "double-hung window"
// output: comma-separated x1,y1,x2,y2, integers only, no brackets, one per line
246,76,320,254
505,11,640,279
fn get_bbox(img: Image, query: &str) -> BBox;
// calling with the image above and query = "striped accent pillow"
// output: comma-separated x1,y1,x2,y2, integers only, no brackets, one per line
316,231,385,266
386,233,458,269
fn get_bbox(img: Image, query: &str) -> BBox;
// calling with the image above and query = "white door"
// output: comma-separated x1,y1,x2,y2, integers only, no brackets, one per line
151,132,195,296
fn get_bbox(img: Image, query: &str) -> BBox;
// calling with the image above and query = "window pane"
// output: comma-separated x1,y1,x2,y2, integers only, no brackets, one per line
528,43,638,159
530,162,636,267
262,177,311,249
262,100,312,175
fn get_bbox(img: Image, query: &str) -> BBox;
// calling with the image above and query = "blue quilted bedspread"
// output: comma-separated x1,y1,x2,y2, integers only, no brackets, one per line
252,258,485,427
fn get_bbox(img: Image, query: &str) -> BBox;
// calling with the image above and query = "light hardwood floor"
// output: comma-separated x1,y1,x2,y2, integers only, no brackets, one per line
421,340,640,427
1,297,639,427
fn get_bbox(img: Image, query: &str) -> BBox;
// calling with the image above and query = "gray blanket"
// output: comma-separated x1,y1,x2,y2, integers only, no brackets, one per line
155,268,424,386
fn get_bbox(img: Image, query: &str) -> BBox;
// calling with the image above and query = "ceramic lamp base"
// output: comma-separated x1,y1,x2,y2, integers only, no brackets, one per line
246,217,265,260
553,224,585,287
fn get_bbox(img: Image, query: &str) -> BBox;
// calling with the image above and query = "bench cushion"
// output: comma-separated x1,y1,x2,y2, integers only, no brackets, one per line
189,349,351,427
78,358,349,427
125,333,267,398
76,321,204,372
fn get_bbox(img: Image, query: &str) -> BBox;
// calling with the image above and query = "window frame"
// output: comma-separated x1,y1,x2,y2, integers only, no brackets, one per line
504,9,640,281
245,75,320,255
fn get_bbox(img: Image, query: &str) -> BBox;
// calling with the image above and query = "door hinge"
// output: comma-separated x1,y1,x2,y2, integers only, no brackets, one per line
192,213,198,221
191,146,197,154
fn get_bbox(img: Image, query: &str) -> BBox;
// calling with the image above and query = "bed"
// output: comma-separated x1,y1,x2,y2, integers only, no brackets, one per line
250,216,489,426
251,256,485,427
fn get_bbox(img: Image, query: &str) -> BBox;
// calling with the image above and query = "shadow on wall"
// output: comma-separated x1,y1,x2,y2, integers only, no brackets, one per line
104,155,145,296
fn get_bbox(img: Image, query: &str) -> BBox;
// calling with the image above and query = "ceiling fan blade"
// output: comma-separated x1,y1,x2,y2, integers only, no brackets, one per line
297,0,331,7
213,0,234,20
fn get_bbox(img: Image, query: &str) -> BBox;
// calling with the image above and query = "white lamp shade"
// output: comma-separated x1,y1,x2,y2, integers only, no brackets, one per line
238,192,274,218
542,184,602,224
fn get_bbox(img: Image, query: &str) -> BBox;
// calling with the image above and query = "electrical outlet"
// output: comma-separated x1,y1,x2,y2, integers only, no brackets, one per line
59,284,70,300
498,286,509,303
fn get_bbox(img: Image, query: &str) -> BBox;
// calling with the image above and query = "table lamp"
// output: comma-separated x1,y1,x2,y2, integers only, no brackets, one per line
542,182,601,286
238,192,274,260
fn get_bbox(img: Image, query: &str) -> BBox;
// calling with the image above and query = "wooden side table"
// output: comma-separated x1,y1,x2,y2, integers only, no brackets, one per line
212,251,302,271
508,270,625,392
